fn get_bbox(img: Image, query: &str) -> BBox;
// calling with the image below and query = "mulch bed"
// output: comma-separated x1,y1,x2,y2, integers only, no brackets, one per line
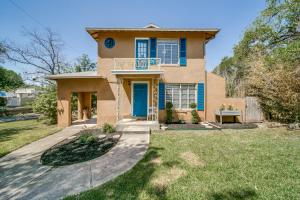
165,123,258,130
212,122,258,129
41,129,121,166
165,123,207,130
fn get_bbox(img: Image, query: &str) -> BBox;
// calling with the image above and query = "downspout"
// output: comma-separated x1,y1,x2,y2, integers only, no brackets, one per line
204,39,209,122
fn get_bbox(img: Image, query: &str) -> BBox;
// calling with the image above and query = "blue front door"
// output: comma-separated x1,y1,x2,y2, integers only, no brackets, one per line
135,39,148,70
133,83,148,117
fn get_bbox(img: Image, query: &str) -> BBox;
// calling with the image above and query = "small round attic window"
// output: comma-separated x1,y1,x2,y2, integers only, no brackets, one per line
104,38,115,48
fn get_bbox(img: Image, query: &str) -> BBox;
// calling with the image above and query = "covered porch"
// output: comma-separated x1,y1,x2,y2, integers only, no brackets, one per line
114,72,162,128
47,72,103,127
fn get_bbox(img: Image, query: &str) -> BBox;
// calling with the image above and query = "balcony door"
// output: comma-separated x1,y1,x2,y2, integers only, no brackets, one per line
135,39,149,70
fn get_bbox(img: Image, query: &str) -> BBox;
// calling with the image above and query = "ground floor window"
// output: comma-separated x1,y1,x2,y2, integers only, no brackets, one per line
165,84,196,109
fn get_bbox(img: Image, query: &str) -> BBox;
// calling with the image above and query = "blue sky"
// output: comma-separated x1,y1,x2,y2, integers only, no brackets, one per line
0,0,266,73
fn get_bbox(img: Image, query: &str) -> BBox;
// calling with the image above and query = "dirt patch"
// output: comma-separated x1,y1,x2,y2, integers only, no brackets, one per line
151,167,186,189
150,157,162,165
180,151,205,167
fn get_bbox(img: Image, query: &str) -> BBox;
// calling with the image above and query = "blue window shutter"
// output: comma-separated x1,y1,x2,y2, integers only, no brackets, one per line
150,38,157,65
180,38,186,66
159,82,165,110
197,83,204,111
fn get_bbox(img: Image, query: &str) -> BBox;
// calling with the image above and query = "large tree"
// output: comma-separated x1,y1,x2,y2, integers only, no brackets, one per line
0,43,6,63
213,0,300,122
0,66,24,91
3,29,66,75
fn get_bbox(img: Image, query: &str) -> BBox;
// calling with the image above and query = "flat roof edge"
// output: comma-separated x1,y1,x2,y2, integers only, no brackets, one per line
46,75,103,80
86,27,220,32
111,70,164,75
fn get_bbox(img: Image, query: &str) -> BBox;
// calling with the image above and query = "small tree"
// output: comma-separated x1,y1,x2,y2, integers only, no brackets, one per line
33,87,57,124
74,54,96,72
166,101,173,124
190,103,199,124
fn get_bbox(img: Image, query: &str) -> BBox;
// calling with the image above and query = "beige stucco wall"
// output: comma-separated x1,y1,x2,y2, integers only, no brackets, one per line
96,31,206,83
95,31,207,124
56,78,112,127
206,72,245,122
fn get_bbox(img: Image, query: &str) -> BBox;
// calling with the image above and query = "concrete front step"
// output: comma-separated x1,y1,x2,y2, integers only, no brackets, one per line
117,121,160,132
121,126,150,134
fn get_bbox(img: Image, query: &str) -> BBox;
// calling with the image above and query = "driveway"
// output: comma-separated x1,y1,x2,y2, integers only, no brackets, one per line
0,123,149,200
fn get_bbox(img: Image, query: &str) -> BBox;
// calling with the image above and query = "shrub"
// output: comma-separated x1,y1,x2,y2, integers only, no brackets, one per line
32,87,57,124
190,102,197,109
86,135,97,144
79,133,96,144
190,103,199,124
166,101,173,124
102,123,115,133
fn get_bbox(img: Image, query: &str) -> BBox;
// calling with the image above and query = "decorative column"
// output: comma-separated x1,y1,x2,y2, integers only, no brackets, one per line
153,78,159,121
116,78,122,122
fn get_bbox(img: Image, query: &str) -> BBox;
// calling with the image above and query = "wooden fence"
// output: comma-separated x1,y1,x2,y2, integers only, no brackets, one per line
245,97,264,123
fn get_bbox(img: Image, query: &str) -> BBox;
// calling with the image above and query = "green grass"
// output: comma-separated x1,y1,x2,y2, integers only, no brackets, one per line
0,120,60,157
65,128,300,200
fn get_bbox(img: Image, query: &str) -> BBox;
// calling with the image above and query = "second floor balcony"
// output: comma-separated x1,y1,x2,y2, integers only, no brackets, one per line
111,58,164,75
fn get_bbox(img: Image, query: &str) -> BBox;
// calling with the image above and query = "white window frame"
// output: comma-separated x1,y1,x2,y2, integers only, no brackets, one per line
134,38,150,69
157,39,180,66
165,83,197,110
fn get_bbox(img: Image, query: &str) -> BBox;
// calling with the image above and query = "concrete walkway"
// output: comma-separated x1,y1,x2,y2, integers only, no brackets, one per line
0,123,149,200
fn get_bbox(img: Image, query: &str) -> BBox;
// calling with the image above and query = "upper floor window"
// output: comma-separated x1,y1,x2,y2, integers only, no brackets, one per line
157,39,179,65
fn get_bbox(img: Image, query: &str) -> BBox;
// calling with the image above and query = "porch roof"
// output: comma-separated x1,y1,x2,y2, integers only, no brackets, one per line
46,71,103,80
111,70,163,76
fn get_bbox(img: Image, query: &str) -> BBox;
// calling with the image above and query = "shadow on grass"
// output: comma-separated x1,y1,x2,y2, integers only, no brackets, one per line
69,146,169,200
209,188,257,200
0,127,38,143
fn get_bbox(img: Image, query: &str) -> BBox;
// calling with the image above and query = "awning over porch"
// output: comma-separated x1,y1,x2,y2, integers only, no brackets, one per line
46,71,103,80
111,70,163,76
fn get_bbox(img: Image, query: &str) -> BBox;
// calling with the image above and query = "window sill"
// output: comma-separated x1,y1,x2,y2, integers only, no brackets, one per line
161,64,180,67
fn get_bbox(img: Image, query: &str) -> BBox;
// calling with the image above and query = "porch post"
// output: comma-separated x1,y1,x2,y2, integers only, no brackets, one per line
57,90,71,127
77,92,83,120
156,78,159,122
116,77,122,122
151,78,154,121
82,92,92,119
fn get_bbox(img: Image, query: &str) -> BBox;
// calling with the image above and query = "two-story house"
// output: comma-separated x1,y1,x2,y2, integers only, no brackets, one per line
48,24,245,128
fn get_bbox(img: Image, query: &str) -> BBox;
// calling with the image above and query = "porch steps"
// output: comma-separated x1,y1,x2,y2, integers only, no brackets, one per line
117,120,160,132
200,122,213,129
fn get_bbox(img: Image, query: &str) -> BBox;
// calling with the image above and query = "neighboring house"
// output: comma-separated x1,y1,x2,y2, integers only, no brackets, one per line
15,88,38,99
0,88,38,107
48,24,245,127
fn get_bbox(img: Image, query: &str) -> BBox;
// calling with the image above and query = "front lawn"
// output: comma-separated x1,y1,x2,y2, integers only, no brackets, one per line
66,128,300,200
0,120,60,157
